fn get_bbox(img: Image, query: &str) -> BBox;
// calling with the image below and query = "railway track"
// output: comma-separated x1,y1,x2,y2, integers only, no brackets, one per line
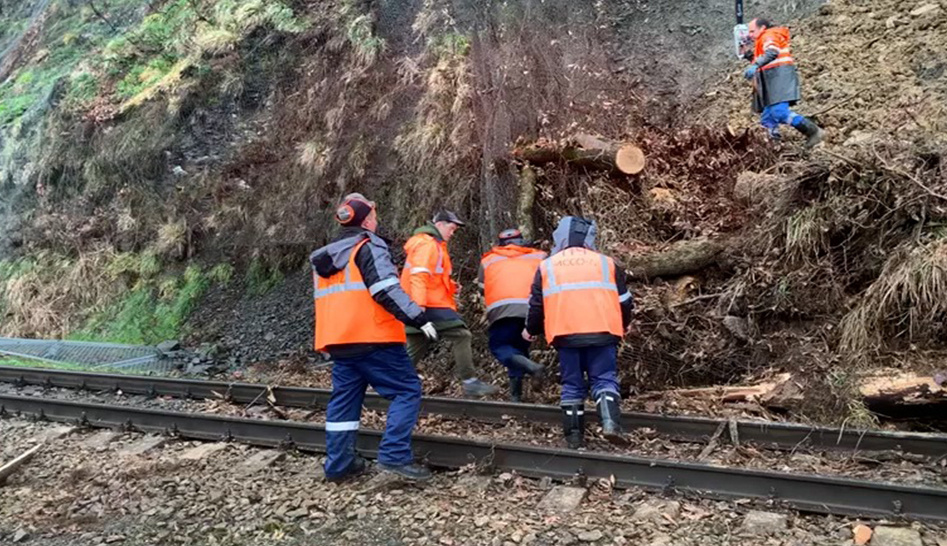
2,365,946,458
3,393,947,522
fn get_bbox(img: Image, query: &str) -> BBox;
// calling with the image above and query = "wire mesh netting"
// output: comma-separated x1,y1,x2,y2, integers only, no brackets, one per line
0,338,172,374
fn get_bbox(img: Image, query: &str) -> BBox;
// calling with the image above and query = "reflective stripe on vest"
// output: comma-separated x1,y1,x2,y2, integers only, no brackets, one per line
755,28,795,72
314,239,406,351
314,266,366,299
481,251,545,269
542,254,617,296
404,242,447,274
481,248,546,313
401,233,457,310
540,248,623,343
485,297,530,311
434,245,445,274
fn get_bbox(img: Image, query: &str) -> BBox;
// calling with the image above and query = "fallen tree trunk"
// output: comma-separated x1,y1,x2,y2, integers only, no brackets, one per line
517,165,537,240
640,371,947,417
621,237,727,280
513,134,646,175
860,372,947,408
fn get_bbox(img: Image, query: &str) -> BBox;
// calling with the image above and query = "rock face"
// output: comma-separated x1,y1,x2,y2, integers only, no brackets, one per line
870,527,923,546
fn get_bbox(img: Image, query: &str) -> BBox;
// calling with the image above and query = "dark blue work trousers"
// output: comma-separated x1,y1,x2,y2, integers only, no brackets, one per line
324,345,422,479
557,344,620,406
488,317,532,379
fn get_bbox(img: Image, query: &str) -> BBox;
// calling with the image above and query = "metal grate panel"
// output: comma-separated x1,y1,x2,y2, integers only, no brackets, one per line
0,337,169,373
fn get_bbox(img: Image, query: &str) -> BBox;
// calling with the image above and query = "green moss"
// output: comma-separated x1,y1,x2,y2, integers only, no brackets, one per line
138,251,162,279
64,71,99,106
116,56,177,98
429,33,470,58
246,258,283,295
72,264,210,345
209,263,235,285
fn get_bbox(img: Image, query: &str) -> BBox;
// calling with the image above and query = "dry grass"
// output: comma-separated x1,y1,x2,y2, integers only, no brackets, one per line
840,240,947,359
393,53,473,179
156,218,189,260
296,139,327,174
784,205,830,264
0,247,124,337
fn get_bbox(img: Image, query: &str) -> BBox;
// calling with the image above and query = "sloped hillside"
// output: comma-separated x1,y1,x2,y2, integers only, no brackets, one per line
2,0,947,424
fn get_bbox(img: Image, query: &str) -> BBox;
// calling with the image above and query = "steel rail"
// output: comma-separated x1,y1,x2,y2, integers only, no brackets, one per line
2,366,946,458
1,394,946,522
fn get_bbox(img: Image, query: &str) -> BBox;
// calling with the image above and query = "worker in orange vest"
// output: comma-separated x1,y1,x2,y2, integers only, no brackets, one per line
311,193,439,482
524,217,634,449
401,210,498,397
478,228,547,402
743,17,824,148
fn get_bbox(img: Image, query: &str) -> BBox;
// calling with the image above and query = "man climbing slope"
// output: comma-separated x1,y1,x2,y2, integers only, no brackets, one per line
478,228,547,402
311,193,439,482
402,210,499,397
743,17,824,148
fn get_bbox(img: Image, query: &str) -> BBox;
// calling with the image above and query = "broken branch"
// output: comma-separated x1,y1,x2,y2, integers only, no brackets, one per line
0,444,42,485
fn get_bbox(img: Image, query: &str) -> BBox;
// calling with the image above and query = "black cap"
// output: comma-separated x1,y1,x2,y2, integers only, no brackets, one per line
432,210,466,226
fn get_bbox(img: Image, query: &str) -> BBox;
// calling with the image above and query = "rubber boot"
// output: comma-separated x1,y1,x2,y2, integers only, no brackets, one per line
596,393,628,446
561,404,585,449
510,354,544,378
794,117,824,149
510,377,523,403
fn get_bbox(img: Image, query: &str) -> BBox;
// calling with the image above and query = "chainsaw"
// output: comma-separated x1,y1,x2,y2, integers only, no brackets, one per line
733,0,750,59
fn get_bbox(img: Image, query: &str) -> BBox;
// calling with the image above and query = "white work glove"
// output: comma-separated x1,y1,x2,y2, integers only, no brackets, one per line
420,322,438,341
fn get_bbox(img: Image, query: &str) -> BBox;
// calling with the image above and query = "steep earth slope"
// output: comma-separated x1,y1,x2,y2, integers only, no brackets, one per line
2,0,947,423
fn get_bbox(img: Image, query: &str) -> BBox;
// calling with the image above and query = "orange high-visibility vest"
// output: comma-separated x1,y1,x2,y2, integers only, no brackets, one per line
314,239,406,351
481,245,547,313
540,247,622,343
755,27,795,71
401,233,457,310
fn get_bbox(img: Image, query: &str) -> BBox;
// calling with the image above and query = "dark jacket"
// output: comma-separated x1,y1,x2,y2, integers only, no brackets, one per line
750,27,801,111
525,217,633,348
310,226,427,358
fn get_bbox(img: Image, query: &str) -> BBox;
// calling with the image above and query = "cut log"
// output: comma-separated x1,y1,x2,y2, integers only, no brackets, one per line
616,144,646,175
513,134,646,175
0,444,42,485
622,238,727,280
